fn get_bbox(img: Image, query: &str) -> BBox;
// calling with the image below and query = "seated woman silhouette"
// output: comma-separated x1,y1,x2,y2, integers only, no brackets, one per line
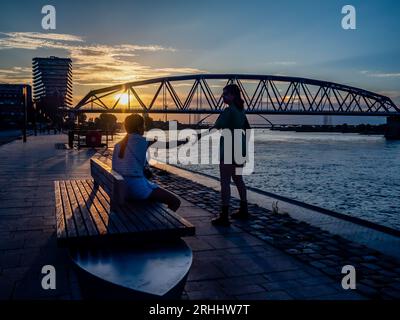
112,114,184,212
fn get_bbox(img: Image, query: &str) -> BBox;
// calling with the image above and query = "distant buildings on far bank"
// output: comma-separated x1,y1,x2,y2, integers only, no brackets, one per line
0,84,32,128
0,56,73,129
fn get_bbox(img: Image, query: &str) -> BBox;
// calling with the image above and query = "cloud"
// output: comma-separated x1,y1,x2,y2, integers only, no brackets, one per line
361,70,400,78
0,66,31,84
268,61,297,66
1,32,85,42
154,67,207,74
0,32,206,97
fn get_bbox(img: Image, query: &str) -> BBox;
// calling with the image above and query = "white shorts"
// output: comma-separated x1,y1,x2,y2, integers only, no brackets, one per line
124,176,159,200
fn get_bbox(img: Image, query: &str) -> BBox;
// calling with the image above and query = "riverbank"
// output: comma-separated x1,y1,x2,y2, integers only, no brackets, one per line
270,124,386,135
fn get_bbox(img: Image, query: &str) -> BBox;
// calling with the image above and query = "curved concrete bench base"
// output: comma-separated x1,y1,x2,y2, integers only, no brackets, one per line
69,239,192,300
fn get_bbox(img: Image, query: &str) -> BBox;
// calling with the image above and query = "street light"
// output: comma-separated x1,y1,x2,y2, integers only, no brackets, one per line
22,85,28,143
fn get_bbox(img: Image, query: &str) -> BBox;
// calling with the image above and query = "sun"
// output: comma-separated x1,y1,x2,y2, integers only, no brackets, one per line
115,93,129,105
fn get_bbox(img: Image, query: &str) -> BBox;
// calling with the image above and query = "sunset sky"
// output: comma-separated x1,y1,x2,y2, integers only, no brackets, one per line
0,0,399,124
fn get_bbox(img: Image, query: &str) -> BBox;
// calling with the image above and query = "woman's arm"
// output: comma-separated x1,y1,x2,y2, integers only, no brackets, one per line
196,127,213,141
147,137,189,149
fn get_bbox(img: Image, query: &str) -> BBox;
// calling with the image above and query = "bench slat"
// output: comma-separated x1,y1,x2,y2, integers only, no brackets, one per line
59,180,78,238
69,180,99,237
65,180,88,237
54,181,67,239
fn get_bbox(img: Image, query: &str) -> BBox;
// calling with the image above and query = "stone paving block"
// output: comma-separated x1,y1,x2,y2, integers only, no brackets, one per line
252,255,303,273
187,261,225,281
187,288,235,300
218,275,266,288
296,276,335,287
221,283,266,296
193,249,224,260
360,262,382,271
23,237,53,249
381,287,400,299
0,208,32,216
229,257,267,275
19,248,42,267
0,239,25,251
0,200,34,209
185,280,224,292
0,252,21,269
0,277,15,299
287,284,339,299
263,269,313,282
236,290,293,300
313,291,367,300
309,261,327,269
183,237,214,251
179,206,212,218
356,284,380,298
212,258,251,277
261,280,303,291
203,235,243,249
1,266,30,283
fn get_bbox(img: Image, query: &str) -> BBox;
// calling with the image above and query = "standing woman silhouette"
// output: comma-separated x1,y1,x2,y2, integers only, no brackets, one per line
209,84,251,226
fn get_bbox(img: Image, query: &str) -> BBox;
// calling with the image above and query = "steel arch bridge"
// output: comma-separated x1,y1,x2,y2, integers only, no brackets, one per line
73,74,400,117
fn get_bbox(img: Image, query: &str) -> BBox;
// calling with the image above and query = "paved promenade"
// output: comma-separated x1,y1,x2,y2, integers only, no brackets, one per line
0,134,399,299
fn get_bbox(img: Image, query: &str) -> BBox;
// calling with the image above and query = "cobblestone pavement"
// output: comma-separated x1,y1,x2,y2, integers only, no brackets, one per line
151,168,400,299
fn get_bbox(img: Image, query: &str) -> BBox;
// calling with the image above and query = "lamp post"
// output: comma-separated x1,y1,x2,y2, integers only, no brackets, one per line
33,101,37,136
22,86,28,143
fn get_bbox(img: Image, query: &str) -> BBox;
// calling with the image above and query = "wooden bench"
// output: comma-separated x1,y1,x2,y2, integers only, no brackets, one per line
54,154,195,299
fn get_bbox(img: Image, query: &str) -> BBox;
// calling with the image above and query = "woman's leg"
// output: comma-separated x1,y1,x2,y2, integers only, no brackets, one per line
211,163,233,226
232,172,247,202
148,187,181,212
219,163,233,206
231,168,249,219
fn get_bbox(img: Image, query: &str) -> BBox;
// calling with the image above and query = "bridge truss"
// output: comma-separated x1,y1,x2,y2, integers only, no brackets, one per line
73,74,400,116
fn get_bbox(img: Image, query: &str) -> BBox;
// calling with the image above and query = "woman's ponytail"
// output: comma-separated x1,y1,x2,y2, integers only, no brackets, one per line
118,134,129,159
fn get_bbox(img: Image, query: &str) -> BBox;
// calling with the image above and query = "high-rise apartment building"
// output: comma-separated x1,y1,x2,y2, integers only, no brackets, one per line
32,56,72,120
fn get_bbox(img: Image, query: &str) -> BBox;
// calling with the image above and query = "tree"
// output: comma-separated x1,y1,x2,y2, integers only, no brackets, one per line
97,113,117,132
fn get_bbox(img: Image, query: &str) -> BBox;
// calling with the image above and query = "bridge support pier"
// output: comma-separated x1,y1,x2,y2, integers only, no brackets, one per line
385,116,400,140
